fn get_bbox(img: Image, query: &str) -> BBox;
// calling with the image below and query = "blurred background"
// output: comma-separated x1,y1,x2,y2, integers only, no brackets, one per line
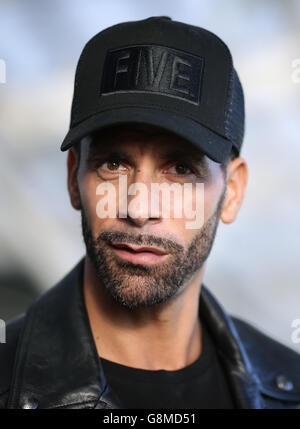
0,0,299,351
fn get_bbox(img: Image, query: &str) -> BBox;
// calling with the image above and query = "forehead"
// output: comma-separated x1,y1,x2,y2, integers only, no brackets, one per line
82,123,207,160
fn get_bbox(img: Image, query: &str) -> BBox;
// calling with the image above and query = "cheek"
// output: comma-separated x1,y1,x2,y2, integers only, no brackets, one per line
203,183,219,219
78,173,103,226
180,175,224,229
79,172,122,232
203,171,225,219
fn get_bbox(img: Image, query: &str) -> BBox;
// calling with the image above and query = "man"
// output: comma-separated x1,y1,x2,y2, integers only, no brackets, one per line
0,16,299,410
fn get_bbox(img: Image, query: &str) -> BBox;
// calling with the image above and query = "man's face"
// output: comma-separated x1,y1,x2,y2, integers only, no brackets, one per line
74,125,226,309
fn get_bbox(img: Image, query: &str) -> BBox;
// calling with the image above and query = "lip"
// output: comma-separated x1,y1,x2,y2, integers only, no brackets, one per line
112,242,167,255
110,242,168,265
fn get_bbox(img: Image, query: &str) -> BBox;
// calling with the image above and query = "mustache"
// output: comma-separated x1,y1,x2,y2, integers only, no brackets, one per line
97,231,184,255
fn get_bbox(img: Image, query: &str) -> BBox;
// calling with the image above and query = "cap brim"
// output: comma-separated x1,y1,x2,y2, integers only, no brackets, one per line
60,107,232,163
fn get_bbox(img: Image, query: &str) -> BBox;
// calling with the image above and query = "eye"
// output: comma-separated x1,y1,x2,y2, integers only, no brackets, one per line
167,163,194,175
99,159,127,172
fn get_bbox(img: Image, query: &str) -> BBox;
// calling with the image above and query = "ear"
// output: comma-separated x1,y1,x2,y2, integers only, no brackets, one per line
67,147,81,210
220,157,248,224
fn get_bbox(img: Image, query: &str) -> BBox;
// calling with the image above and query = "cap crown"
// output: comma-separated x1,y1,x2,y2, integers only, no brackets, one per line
68,17,245,156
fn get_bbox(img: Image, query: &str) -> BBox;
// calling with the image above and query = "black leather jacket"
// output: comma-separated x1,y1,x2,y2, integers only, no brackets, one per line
1,258,300,409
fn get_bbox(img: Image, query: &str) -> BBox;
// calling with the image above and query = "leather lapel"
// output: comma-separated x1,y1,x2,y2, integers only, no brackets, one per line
7,257,121,409
199,286,266,408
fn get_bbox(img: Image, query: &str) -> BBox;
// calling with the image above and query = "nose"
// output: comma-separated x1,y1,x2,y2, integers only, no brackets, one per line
119,167,162,227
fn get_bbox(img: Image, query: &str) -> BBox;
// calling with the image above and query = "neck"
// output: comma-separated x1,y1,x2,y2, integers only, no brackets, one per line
83,255,205,371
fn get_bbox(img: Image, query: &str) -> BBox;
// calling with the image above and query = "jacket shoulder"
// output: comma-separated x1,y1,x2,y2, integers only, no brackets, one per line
0,313,25,408
232,316,300,405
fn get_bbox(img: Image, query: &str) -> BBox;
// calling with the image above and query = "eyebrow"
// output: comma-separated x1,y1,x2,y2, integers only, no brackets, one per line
160,149,210,173
87,145,134,162
160,149,206,163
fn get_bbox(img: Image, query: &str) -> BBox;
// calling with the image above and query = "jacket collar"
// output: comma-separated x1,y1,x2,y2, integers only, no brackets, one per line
8,257,267,409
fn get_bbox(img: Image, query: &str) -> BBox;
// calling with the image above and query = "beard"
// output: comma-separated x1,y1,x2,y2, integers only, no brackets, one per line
81,187,226,310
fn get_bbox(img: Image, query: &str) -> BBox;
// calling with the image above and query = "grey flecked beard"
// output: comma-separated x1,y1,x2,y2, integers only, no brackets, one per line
81,188,225,310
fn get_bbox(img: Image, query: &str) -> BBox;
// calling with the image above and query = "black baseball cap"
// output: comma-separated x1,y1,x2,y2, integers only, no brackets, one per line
61,16,245,163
